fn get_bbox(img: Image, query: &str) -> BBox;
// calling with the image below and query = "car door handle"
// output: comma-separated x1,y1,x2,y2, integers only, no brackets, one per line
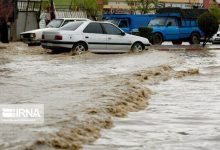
85,36,89,39
108,37,112,40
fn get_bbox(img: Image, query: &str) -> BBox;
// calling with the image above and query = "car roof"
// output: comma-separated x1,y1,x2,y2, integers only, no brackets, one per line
56,18,90,20
85,20,117,24
59,20,119,29
63,20,115,24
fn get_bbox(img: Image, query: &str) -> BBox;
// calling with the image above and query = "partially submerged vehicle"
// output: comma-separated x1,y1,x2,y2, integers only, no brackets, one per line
41,21,151,54
20,18,89,46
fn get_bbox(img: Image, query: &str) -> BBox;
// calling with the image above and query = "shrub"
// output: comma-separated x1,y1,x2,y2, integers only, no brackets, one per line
138,27,153,42
209,5,220,23
198,12,219,46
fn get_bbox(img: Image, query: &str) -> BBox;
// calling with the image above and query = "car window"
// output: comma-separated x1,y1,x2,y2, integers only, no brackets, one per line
166,18,177,26
47,19,63,28
148,17,166,26
60,22,83,31
119,19,129,28
106,19,120,26
102,23,122,35
62,20,75,26
83,22,104,34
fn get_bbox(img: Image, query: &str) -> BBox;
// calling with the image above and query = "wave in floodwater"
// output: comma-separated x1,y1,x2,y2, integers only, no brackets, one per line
83,50,220,150
1,44,185,150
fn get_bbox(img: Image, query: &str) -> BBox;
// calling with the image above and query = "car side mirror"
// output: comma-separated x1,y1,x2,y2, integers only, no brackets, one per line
121,32,125,36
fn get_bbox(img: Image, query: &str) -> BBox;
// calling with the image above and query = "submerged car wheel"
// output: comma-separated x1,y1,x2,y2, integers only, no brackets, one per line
70,42,87,55
152,33,163,45
189,33,200,44
131,42,144,53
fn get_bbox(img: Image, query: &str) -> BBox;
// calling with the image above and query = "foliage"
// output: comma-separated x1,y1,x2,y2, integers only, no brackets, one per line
103,0,109,5
209,4,220,23
198,12,219,46
53,0,72,6
127,0,158,14
71,0,99,20
138,26,153,42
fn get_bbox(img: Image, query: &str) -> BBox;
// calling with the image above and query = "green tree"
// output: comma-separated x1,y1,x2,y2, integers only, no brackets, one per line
127,0,158,14
209,4,220,23
71,0,99,20
198,12,219,47
103,0,108,5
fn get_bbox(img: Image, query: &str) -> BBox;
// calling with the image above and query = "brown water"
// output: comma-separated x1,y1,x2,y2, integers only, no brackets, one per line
0,43,180,150
84,50,220,150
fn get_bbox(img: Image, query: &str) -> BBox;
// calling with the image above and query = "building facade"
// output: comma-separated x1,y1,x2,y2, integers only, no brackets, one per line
159,0,203,8
103,0,209,14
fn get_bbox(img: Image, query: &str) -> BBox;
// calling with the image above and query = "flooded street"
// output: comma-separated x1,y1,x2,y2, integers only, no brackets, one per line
0,42,220,150
84,50,220,150
0,43,179,149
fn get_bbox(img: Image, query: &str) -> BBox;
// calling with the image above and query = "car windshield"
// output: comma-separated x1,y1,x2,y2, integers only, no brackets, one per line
148,17,167,26
60,21,84,31
47,19,63,28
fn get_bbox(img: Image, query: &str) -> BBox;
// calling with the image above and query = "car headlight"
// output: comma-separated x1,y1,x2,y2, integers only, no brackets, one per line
30,33,36,38
20,34,23,38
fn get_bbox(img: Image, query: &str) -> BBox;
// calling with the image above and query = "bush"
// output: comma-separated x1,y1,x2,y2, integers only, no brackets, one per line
198,12,219,38
138,27,153,42
198,12,219,46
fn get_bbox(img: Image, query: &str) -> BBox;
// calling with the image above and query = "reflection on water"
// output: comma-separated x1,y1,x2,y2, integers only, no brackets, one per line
84,50,220,150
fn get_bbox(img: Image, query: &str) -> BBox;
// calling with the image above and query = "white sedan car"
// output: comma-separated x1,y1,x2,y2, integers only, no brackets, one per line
41,21,151,54
20,18,89,46
212,26,220,44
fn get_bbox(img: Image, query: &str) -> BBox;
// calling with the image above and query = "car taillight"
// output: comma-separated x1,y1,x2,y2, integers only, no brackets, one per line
42,34,45,39
54,35,62,40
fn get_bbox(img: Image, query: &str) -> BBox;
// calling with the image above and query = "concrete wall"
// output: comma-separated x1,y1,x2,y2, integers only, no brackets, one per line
16,12,38,39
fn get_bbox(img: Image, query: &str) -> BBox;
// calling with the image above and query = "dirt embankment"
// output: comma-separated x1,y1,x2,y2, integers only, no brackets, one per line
25,65,199,150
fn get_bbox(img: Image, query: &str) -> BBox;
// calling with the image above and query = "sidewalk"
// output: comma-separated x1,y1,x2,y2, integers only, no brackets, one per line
149,42,220,51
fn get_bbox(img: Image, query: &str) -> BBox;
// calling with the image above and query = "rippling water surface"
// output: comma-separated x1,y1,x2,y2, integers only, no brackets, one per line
84,50,220,150
0,44,177,149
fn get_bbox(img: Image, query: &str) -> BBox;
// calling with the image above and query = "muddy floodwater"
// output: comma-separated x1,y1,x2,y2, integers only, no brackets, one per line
84,50,220,150
0,42,219,150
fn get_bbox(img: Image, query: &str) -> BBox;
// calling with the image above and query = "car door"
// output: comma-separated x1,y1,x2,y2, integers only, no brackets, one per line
164,18,180,40
101,23,131,51
82,22,106,50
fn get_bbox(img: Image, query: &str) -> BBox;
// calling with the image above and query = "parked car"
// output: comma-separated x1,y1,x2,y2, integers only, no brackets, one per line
103,14,155,34
212,25,220,44
20,18,89,46
148,7,208,45
41,21,151,54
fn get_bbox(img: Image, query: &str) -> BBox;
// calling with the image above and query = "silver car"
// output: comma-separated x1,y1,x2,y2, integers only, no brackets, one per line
20,18,89,46
212,25,220,44
41,21,151,54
